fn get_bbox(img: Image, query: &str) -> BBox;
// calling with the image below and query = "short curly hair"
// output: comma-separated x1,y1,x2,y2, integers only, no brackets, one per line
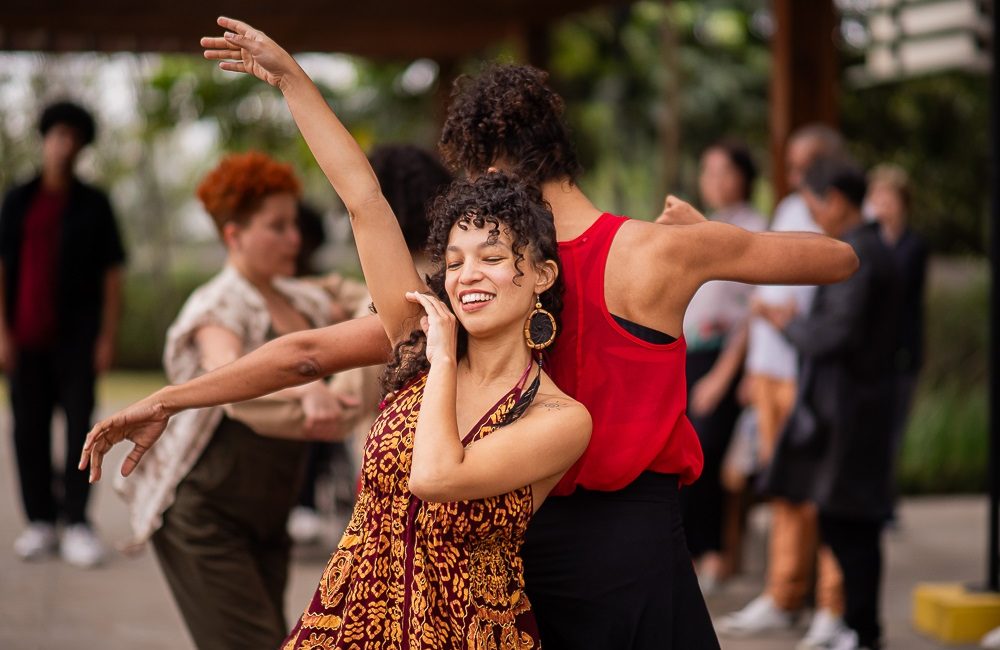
439,64,582,186
39,101,96,146
381,171,564,397
369,144,452,253
196,151,301,235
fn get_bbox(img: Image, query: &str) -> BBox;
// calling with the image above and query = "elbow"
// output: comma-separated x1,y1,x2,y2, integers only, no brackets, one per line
407,471,452,503
834,243,860,282
286,331,324,380
345,187,386,220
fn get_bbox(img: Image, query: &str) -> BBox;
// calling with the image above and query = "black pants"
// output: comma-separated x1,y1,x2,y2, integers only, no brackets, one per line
682,348,742,557
9,345,95,525
522,472,720,650
819,512,884,649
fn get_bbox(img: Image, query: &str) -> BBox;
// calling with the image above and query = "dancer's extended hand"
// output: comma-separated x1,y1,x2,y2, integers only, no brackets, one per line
406,291,458,366
201,16,299,89
78,396,172,483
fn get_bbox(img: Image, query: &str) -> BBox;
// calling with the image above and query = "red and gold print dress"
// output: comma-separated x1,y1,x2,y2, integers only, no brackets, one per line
282,371,540,650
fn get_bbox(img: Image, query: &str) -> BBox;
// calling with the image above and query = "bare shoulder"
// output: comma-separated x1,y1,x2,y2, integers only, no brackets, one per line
530,375,592,431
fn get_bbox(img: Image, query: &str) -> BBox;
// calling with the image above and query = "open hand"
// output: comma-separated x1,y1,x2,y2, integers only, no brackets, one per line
406,291,458,366
78,396,172,483
201,16,300,89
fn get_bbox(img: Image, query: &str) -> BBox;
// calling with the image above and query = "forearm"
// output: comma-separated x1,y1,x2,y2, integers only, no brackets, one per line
711,323,748,385
99,267,123,340
279,70,381,213
157,315,389,415
749,232,859,285
410,359,464,489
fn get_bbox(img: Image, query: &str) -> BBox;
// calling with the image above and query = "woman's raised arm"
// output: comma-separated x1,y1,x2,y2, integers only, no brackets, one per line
201,16,425,343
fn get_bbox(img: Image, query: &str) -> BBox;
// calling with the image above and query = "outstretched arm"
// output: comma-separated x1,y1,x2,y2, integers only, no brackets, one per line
79,314,389,483
202,16,425,343
666,221,859,288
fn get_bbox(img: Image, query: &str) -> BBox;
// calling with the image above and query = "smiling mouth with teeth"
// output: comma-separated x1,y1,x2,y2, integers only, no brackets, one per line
460,292,495,305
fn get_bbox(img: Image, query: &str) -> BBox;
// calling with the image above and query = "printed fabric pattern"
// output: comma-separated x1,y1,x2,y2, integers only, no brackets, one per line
283,373,539,650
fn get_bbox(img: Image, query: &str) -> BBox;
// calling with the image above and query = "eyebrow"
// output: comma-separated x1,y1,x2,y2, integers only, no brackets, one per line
446,242,510,253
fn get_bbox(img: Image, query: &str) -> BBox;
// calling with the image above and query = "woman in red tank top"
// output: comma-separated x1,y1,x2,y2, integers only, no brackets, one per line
438,64,858,650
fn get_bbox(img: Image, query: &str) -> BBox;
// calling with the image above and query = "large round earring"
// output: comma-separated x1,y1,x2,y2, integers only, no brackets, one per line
524,295,557,350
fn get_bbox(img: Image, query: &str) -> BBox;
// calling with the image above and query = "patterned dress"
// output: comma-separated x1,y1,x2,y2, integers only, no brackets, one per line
283,371,540,650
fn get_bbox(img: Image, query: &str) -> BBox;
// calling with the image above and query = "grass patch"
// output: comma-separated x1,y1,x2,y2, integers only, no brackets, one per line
899,382,987,494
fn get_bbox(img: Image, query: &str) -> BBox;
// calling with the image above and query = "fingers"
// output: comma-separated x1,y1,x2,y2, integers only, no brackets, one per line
200,36,238,51
88,442,105,483
217,16,253,35
408,291,451,321
120,443,147,478
218,62,248,74
79,426,97,470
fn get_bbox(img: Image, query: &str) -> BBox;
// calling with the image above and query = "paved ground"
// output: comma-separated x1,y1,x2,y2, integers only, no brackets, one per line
0,385,988,649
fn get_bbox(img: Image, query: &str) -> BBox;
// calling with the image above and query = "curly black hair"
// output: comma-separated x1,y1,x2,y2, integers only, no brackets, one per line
369,144,452,253
439,64,582,186
381,171,564,398
39,101,96,146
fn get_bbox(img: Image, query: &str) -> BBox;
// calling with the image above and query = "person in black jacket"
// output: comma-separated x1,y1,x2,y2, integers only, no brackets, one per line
759,156,900,650
0,101,126,567
866,164,928,520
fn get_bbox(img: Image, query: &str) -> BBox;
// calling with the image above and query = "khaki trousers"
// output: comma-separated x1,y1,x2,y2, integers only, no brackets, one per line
750,374,844,614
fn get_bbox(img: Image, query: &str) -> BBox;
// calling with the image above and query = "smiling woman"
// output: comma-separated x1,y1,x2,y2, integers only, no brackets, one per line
78,16,591,650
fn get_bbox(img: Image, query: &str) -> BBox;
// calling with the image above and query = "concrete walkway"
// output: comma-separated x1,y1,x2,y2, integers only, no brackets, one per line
0,396,988,649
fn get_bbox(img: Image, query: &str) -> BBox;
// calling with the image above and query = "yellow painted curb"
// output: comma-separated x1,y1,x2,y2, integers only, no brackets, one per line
913,582,1000,644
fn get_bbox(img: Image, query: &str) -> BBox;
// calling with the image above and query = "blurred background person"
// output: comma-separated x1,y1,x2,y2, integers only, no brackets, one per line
866,163,928,523
719,125,847,648
681,140,765,593
1,100,126,568
762,156,900,650
115,151,349,649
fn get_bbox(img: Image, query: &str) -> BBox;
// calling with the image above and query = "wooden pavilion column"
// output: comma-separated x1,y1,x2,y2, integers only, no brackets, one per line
769,0,840,199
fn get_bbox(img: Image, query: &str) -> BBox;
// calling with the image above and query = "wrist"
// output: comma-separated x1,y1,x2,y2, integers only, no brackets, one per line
430,355,457,368
277,63,309,95
155,386,181,417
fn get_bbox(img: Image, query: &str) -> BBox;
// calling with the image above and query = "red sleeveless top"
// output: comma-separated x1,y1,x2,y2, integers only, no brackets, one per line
548,213,703,495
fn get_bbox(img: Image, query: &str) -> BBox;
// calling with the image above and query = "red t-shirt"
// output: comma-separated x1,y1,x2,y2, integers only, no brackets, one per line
547,213,704,495
13,188,65,347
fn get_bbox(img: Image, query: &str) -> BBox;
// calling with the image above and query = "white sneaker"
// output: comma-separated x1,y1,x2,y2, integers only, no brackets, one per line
983,625,1000,648
288,506,322,545
13,522,58,560
826,628,860,650
717,594,796,637
60,524,107,568
797,609,848,649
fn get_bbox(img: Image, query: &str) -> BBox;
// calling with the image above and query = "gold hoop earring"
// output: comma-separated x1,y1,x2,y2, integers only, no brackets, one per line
524,295,557,350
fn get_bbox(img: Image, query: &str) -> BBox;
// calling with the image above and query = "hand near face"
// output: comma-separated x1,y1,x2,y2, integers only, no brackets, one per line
406,291,458,366
201,16,299,89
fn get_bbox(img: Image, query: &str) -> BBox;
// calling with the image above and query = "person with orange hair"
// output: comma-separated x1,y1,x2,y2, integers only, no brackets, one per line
116,151,354,649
